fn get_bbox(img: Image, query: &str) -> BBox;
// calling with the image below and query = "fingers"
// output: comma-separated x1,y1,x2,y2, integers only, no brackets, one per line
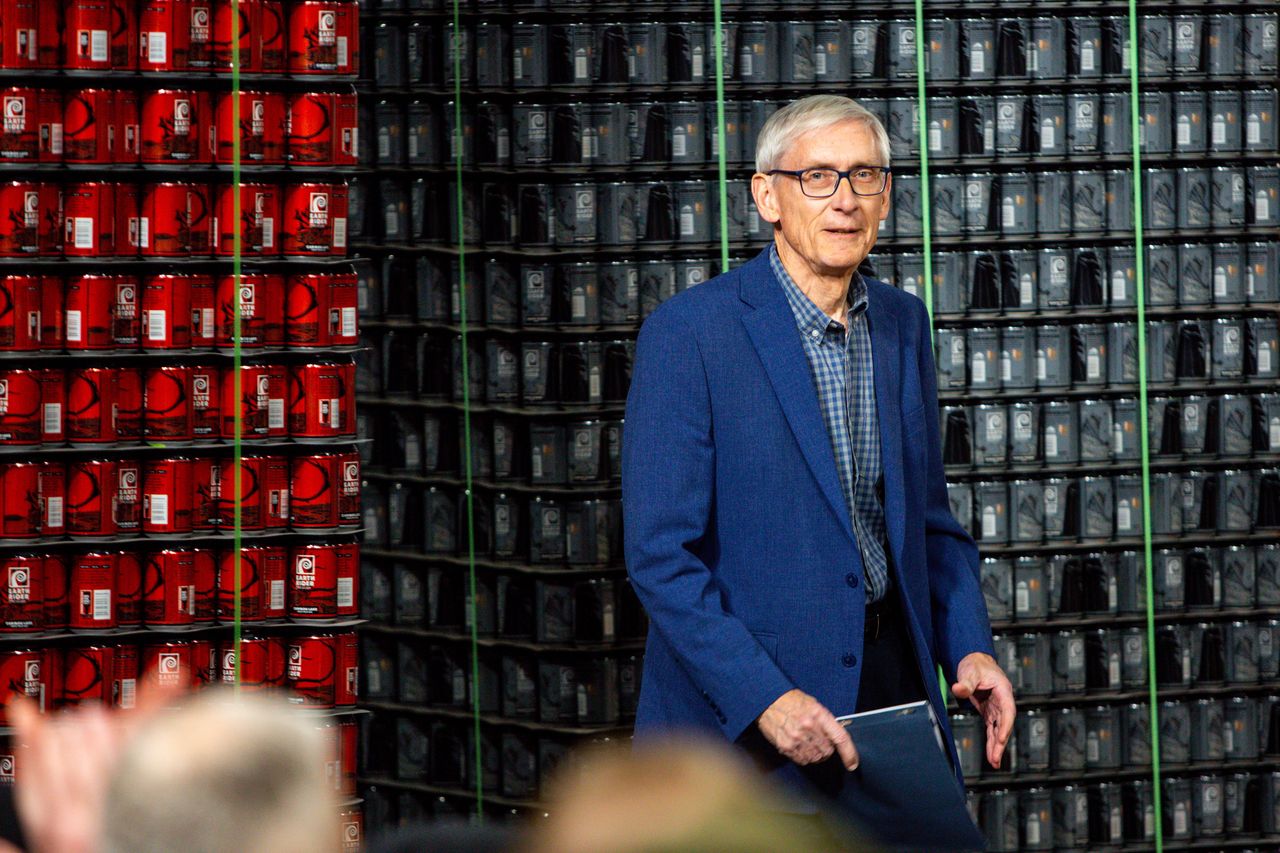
819,714,859,771
950,680,972,701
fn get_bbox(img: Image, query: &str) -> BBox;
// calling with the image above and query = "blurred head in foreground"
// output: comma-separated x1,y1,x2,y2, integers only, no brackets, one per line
522,738,880,853
101,690,337,853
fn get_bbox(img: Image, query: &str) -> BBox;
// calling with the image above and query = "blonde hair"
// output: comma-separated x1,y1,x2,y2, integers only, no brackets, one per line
755,95,891,173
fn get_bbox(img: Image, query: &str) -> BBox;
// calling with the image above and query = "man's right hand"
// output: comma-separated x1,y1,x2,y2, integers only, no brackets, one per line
756,689,859,770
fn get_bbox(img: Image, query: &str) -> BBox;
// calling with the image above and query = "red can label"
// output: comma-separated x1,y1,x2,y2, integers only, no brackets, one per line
217,455,265,530
0,1,45,69
37,461,64,536
66,367,115,444
42,555,67,631
114,184,141,257
285,273,357,347
288,2,344,74
193,548,215,621
190,367,219,437
0,650,44,724
142,641,194,690
69,552,115,629
115,90,140,163
219,365,284,438
0,369,42,444
218,545,286,621
64,0,112,69
0,276,41,351
214,182,278,256
143,549,194,626
286,634,336,707
142,457,193,533
138,0,191,71
224,636,276,691
0,555,40,631
115,461,141,532
110,276,139,346
111,643,138,707
38,276,62,351
334,91,357,165
211,0,255,71
0,462,39,538
0,88,59,162
110,0,137,69
63,89,114,164
191,457,219,529
258,0,284,72
116,550,142,625
0,181,46,256
114,368,143,440
141,89,202,163
190,273,215,343
141,276,192,349
339,806,362,852
186,3,212,68
285,92,335,165
289,453,337,528
63,275,114,350
138,183,192,256
63,183,115,257
216,90,283,163
281,183,347,256
215,275,265,347
289,362,354,438
62,646,114,705
143,366,193,440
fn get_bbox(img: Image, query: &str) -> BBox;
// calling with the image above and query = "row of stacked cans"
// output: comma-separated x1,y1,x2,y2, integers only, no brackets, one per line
361,481,623,567
0,88,357,165
365,333,633,406
359,409,626,485
400,90,1278,171
0,632,358,710
977,545,1280,621
942,393,1280,470
377,15,1279,89
919,243,1280,316
361,560,645,642
0,542,360,631
933,317,1280,392
989,626,1280,700
0,273,357,351
958,694,1280,780
948,467,1280,544
365,638,638,727
0,181,348,257
0,452,362,537
0,363,357,444
978,774,1280,850
0,0,359,74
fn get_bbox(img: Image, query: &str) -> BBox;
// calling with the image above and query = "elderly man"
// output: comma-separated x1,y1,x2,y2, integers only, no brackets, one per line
623,95,1015,806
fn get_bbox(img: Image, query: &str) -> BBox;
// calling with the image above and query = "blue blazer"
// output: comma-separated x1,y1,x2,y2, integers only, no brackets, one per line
622,248,995,794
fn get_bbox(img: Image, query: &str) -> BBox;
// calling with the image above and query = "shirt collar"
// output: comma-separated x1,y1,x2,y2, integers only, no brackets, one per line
768,244,870,339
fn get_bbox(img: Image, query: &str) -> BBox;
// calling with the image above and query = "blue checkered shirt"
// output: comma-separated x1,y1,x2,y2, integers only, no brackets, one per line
769,245,890,603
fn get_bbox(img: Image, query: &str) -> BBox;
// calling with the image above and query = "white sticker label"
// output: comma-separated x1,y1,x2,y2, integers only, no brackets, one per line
333,217,347,248
337,577,353,609
146,309,166,341
43,403,61,435
90,29,108,63
148,493,168,526
148,32,167,64
341,307,356,338
270,579,285,611
73,217,93,249
337,36,349,69
66,310,82,342
268,398,285,431
93,589,111,621
45,496,63,528
261,217,274,249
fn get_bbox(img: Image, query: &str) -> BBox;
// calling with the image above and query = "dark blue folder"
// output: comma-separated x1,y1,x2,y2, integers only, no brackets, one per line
818,701,987,852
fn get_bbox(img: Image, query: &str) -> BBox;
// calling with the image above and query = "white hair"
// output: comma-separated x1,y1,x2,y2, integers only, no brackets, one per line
102,691,338,853
755,95,891,174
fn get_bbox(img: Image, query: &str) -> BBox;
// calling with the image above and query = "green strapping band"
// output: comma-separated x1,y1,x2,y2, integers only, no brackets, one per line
913,0,934,323
1128,4,1164,848
450,1,485,818
712,0,729,272
231,0,244,689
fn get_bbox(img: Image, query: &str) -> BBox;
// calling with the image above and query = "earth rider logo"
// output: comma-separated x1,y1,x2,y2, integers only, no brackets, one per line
3,97,24,135
295,554,316,589
8,566,29,603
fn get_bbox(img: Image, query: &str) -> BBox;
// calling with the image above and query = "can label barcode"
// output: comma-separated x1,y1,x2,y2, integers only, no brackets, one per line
327,398,340,429
90,30,108,62
268,399,284,430
149,493,168,526
93,589,110,620
73,217,93,249
337,36,349,68
50,123,62,154
199,308,213,339
337,578,353,609
66,310,82,342
45,496,63,528
118,677,136,709
138,216,149,248
261,217,274,248
341,307,356,338
147,309,166,341
43,403,61,435
147,31,166,64
333,217,347,248
270,580,284,611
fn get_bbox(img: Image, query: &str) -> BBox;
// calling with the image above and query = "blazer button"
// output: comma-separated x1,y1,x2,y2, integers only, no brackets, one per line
846,573,859,589
842,653,857,668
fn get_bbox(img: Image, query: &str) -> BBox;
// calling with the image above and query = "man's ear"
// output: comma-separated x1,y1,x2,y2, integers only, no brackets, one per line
751,172,782,224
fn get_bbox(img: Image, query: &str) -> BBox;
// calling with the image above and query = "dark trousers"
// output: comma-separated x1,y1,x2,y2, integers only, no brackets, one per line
855,590,927,713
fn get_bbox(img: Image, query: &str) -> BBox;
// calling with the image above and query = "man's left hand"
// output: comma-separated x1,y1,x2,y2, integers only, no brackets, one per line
951,652,1015,769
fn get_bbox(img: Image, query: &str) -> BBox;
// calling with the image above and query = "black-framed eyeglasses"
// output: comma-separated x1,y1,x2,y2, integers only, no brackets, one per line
766,166,892,198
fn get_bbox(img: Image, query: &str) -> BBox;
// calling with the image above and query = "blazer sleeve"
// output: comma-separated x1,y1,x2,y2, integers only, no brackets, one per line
623,304,796,741
913,300,997,678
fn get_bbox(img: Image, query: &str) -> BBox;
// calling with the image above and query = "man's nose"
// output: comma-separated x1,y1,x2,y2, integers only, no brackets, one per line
829,174,860,211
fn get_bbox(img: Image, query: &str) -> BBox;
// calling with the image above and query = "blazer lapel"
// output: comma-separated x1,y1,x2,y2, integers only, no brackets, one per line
740,256,857,547
867,294,907,576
